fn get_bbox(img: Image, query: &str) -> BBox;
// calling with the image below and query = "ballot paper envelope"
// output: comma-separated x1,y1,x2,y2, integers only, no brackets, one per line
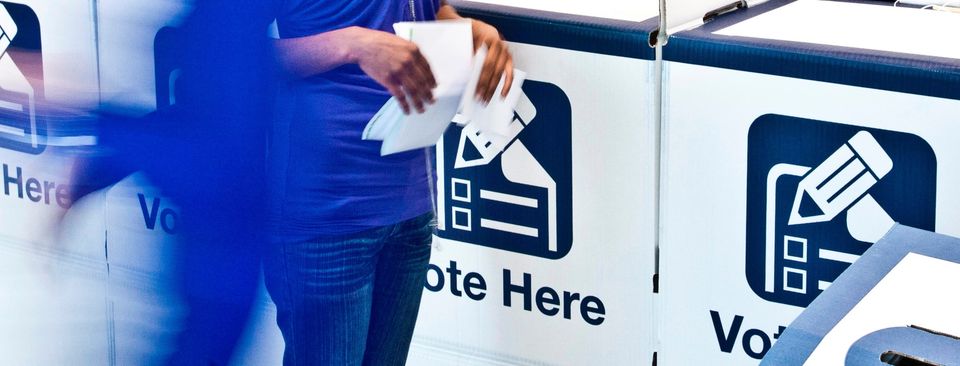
762,225,960,365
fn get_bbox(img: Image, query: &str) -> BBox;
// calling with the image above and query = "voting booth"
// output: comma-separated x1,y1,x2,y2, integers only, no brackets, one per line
96,0,190,113
0,0,103,364
4,0,960,364
407,2,661,365
763,225,960,365
657,0,960,364
0,0,663,364
92,1,198,364
70,2,285,364
0,0,99,245
2,0,209,363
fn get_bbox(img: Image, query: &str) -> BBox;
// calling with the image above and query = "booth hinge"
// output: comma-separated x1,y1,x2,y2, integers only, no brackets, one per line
703,0,746,23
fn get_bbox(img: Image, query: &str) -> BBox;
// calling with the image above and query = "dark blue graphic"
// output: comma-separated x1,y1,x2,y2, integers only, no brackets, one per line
436,80,572,259
745,115,936,307
762,226,960,364
0,2,45,154
154,26,182,109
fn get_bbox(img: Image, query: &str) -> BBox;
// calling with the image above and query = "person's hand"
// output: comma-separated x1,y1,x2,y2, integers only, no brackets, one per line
470,20,513,104
349,27,437,114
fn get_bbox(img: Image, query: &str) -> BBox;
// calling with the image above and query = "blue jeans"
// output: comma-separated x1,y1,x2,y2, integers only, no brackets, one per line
264,213,434,366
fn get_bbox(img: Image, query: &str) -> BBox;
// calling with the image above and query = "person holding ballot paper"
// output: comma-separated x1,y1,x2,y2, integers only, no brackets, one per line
264,0,514,365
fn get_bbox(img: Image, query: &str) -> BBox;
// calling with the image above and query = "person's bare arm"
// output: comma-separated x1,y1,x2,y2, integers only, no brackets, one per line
274,26,437,114
437,2,514,104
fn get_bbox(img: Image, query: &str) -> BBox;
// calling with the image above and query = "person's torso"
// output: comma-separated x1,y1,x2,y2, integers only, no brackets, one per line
269,0,441,238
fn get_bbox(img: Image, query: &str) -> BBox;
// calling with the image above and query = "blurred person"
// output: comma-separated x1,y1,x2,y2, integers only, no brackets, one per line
63,0,279,364
264,0,513,365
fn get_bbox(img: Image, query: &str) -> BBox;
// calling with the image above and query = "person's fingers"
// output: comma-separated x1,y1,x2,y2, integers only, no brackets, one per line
399,48,437,113
411,49,437,90
407,59,436,107
471,21,484,51
500,57,514,98
404,72,439,114
385,45,433,114
475,41,503,103
398,66,435,114
417,51,437,90
477,42,511,103
384,81,411,115
402,77,427,114
483,44,510,101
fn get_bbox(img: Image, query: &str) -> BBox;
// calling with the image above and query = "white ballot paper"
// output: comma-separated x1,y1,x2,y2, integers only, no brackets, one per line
460,61,527,136
363,20,526,156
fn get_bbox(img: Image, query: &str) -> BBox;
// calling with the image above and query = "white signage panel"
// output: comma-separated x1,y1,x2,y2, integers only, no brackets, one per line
659,61,960,365
409,41,658,366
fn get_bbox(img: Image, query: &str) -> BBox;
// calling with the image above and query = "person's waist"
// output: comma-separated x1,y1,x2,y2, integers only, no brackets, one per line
268,201,434,239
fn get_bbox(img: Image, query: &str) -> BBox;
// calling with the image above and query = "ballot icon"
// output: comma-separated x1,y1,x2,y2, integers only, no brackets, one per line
435,80,573,259
0,2,44,154
745,115,936,307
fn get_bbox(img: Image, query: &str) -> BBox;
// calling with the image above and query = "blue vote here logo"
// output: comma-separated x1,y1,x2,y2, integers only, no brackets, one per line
0,2,44,155
435,80,573,259
745,115,936,307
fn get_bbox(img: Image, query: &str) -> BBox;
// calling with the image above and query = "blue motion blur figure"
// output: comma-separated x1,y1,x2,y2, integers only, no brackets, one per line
70,0,277,364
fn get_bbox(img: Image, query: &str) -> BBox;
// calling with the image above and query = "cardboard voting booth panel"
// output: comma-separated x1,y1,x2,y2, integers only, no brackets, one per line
0,0,99,108
0,0,663,364
0,0,99,245
0,1,103,363
408,2,660,365
763,225,960,365
0,190,112,365
661,0,748,37
90,3,286,364
658,0,960,364
469,0,660,22
94,2,201,363
98,175,184,365
96,0,190,113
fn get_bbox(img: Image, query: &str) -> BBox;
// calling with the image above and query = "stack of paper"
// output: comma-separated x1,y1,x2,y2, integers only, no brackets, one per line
362,20,526,156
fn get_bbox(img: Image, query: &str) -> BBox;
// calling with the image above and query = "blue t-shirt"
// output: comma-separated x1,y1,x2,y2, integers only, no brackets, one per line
270,0,441,238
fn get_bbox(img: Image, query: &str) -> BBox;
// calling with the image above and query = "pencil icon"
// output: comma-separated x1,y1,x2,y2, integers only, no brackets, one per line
0,4,16,56
454,90,534,169
788,131,893,226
